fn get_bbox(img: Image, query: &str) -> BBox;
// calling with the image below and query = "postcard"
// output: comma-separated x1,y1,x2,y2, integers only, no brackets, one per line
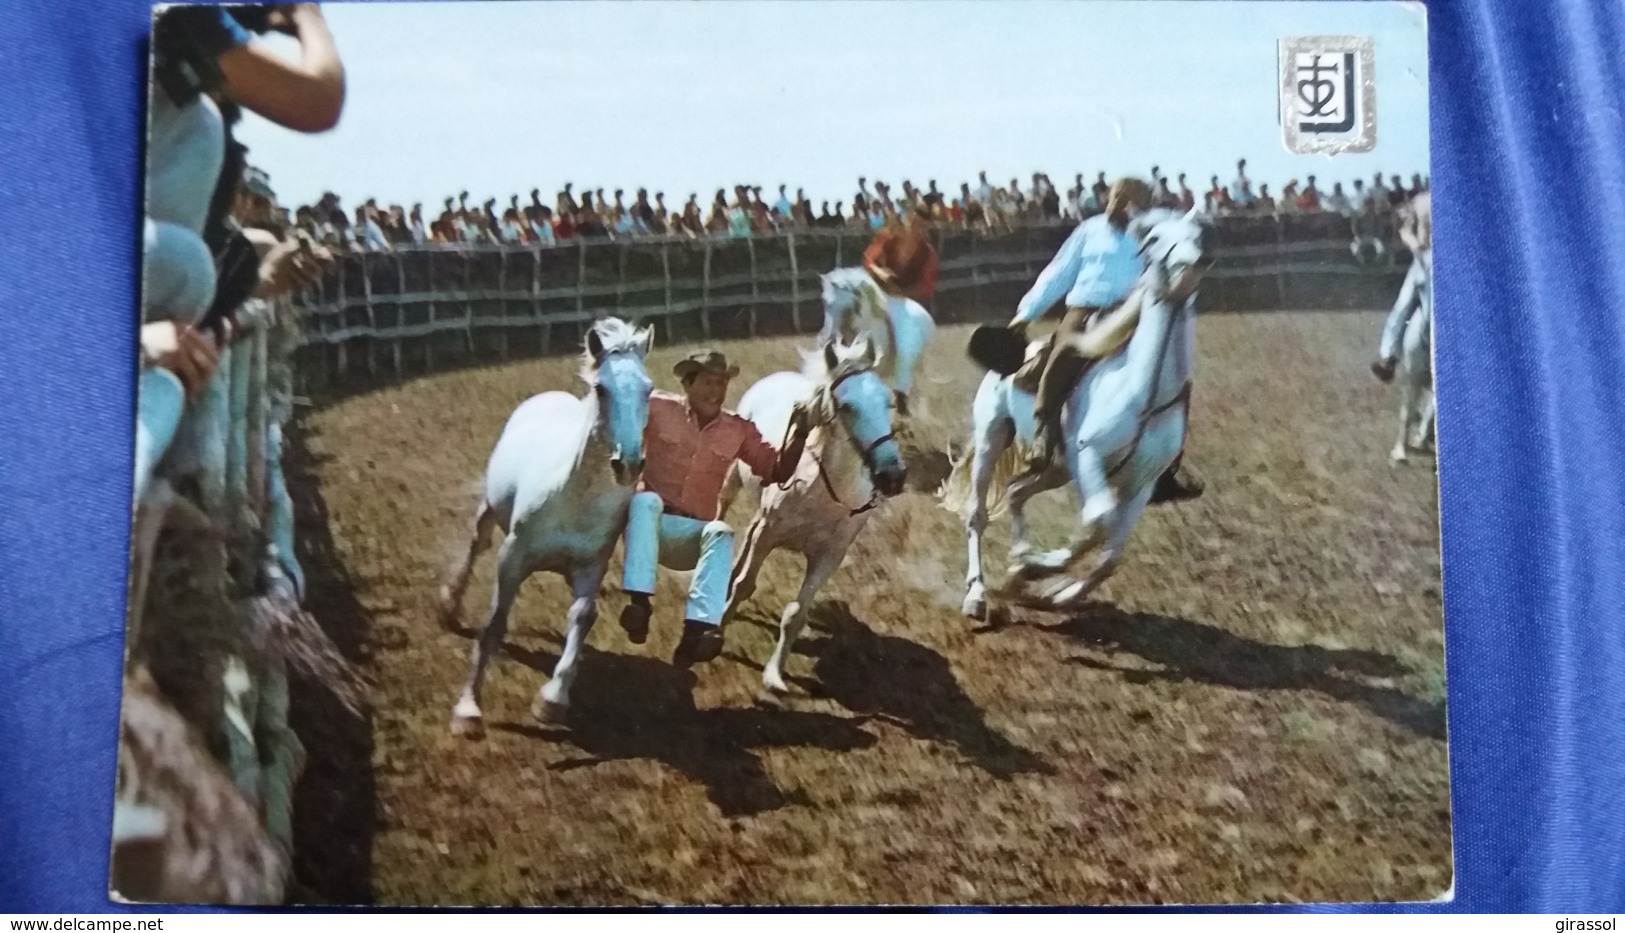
116,0,1446,907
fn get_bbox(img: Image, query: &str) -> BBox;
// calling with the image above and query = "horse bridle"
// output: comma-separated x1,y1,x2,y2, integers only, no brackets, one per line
778,367,895,516
1102,284,1194,481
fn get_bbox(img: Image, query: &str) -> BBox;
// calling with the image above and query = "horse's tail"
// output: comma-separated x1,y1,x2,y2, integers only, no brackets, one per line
980,440,1030,520
935,445,973,517
935,434,1031,522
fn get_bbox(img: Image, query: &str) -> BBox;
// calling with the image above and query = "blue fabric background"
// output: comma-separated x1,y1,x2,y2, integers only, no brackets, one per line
2,0,1622,914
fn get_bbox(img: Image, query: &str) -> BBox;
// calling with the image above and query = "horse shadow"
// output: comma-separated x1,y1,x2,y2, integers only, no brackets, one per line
1042,602,1446,741
494,642,878,818
780,601,1051,779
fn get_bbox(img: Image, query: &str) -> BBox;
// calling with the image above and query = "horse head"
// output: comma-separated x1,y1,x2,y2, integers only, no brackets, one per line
1133,207,1213,307
807,336,907,497
583,317,654,486
818,267,883,344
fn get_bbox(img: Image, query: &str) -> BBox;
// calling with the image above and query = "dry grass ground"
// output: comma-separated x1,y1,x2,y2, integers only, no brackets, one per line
287,311,1450,906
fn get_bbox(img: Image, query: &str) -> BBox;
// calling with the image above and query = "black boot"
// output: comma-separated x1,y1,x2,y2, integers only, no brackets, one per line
672,619,724,668
1371,358,1396,383
619,592,651,644
1151,462,1205,503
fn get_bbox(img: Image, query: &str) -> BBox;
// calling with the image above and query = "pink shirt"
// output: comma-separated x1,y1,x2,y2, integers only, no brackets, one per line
640,391,779,521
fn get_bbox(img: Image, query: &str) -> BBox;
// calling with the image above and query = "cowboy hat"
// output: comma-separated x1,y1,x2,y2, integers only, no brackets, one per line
967,324,1028,376
673,349,741,380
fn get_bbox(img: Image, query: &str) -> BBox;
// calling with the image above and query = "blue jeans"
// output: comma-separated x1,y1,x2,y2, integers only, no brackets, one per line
621,492,735,626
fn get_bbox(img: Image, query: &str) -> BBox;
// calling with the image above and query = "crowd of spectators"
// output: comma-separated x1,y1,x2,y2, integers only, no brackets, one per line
279,158,1429,254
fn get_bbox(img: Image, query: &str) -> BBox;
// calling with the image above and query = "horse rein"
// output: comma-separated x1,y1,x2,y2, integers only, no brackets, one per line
1103,282,1195,481
776,368,893,516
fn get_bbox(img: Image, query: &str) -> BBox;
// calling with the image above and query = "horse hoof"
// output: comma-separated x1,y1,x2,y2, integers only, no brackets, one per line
1047,580,1089,609
962,593,988,621
449,711,484,738
987,602,1011,627
762,670,791,695
1390,447,1409,465
1016,548,1073,579
531,695,569,725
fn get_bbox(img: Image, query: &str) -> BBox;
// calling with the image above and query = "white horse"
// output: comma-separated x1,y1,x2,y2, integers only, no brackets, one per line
716,337,908,693
438,317,654,733
819,266,937,415
1384,192,1436,464
942,208,1210,618
1390,277,1435,464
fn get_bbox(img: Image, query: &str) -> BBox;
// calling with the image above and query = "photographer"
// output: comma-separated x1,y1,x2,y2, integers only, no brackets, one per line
141,4,344,395
136,4,345,498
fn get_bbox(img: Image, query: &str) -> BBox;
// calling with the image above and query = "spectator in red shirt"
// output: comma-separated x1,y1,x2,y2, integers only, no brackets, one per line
1298,175,1322,211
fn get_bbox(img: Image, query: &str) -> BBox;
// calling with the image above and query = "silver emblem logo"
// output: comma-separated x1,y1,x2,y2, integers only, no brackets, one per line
1280,35,1376,154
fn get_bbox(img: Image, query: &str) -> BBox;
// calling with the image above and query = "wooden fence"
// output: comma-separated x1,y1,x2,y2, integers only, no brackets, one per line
290,211,1410,394
118,295,352,904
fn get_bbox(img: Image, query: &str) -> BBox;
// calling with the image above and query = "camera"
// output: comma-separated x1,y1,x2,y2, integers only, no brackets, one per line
151,4,282,107
224,4,280,34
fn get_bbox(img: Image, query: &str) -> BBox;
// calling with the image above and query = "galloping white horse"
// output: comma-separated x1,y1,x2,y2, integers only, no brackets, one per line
717,337,908,693
942,208,1210,618
439,317,654,733
1380,185,1436,468
1390,256,1435,464
819,267,936,414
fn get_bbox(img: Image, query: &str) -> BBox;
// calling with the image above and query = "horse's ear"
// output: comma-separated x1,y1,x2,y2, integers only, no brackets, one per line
1184,205,1202,224
823,340,840,372
586,325,606,363
639,326,655,357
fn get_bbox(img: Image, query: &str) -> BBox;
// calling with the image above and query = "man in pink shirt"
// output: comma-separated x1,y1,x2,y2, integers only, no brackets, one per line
620,349,811,667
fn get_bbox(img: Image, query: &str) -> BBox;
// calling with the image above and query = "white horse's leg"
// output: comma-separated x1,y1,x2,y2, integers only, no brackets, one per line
534,563,603,725
1391,369,1417,464
1416,386,1437,450
720,513,773,628
964,419,1013,620
1005,461,1067,563
1020,444,1113,575
763,545,847,694
438,500,497,630
1046,482,1153,609
450,533,527,736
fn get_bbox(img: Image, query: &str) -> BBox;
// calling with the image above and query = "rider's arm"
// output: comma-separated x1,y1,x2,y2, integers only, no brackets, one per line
1011,221,1088,326
861,229,895,282
1069,289,1144,359
217,4,345,133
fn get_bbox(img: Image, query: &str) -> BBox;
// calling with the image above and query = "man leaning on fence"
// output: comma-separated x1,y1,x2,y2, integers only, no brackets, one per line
619,351,812,668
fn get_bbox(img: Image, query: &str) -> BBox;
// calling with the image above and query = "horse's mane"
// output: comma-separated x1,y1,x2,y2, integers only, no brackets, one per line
797,338,877,421
578,316,652,384
826,267,888,321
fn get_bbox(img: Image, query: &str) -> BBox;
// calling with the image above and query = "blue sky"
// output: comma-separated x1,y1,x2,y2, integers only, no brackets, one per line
235,0,1431,210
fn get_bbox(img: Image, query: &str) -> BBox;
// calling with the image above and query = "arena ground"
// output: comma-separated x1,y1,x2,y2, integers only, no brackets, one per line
285,310,1451,907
